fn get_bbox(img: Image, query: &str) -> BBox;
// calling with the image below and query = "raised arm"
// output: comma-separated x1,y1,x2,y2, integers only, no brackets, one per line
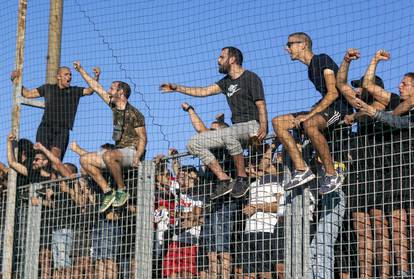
73,61,111,104
336,48,361,107
33,142,71,177
10,70,41,98
362,50,392,106
181,103,208,133
7,134,28,176
82,67,101,96
160,82,221,97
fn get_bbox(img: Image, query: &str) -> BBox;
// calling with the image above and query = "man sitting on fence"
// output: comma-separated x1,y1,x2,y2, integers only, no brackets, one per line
272,32,352,194
161,46,268,200
73,61,147,212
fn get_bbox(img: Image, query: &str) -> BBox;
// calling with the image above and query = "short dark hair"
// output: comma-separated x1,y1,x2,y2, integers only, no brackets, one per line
222,46,243,66
64,163,78,174
57,66,70,75
17,138,34,163
288,32,312,51
115,81,132,99
404,72,414,81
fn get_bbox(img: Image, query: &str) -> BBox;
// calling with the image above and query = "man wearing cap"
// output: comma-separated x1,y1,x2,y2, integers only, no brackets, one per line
337,48,403,278
73,61,147,213
161,47,268,200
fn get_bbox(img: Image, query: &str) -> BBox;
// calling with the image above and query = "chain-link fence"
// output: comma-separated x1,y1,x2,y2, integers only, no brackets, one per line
1,119,414,278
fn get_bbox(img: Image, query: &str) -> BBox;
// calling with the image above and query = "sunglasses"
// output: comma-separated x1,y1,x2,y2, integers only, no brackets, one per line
33,157,44,162
286,41,303,48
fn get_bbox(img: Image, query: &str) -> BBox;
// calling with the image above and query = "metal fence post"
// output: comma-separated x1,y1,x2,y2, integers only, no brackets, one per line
23,183,42,279
135,160,155,279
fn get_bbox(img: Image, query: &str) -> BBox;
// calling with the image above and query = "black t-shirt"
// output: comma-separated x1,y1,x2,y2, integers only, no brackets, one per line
308,54,352,113
37,84,85,130
216,70,265,124
358,93,400,135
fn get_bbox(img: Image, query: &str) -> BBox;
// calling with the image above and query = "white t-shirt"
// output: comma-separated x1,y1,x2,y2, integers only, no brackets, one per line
244,179,285,234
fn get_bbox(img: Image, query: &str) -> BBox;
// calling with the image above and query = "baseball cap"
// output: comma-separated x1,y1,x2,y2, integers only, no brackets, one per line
351,75,384,89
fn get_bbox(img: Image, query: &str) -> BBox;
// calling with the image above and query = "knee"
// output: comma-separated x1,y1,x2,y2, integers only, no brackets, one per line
272,116,285,131
186,137,200,155
102,151,114,164
80,154,91,168
302,118,315,133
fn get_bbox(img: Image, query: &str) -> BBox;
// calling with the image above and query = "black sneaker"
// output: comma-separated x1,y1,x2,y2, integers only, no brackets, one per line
318,173,343,195
210,180,232,200
230,177,250,198
283,168,315,191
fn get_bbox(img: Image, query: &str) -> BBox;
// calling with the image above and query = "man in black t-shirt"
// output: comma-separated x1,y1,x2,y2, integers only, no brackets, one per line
160,47,268,200
11,65,100,160
272,32,351,194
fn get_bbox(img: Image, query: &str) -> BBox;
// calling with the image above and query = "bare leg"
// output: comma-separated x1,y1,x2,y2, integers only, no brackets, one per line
105,259,118,279
95,259,105,279
207,160,231,181
352,212,374,278
39,248,52,279
80,153,110,193
233,154,247,178
392,209,409,274
370,209,391,278
276,263,285,279
303,115,335,175
102,150,125,190
208,252,218,279
272,114,307,171
221,252,231,279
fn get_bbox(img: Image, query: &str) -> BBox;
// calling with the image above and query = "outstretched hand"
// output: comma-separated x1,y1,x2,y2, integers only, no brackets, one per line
92,67,101,78
160,83,177,92
73,61,81,71
33,142,45,151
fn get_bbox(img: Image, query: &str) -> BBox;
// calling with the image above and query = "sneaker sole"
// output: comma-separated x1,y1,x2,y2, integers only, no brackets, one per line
231,185,250,198
319,181,343,195
99,196,116,213
210,187,233,200
112,194,130,207
284,173,316,191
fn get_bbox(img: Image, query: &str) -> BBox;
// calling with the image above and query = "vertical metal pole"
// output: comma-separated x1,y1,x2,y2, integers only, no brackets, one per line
46,0,63,84
135,161,155,278
2,0,27,277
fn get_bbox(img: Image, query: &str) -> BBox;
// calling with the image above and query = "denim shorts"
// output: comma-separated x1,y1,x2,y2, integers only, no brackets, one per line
52,228,74,268
91,219,122,261
202,199,237,253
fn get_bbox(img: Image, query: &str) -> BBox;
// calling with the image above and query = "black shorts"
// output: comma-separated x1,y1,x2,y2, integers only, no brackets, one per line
237,232,280,274
292,106,344,128
36,122,70,159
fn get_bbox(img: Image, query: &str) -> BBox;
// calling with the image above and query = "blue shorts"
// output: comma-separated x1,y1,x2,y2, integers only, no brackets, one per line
52,228,74,268
91,219,122,261
202,199,237,253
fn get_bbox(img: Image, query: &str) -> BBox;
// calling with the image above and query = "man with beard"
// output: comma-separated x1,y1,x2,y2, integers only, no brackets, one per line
73,61,147,213
160,47,268,200
10,66,101,160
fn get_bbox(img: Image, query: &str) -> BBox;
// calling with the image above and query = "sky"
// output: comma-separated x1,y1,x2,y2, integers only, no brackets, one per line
0,0,413,166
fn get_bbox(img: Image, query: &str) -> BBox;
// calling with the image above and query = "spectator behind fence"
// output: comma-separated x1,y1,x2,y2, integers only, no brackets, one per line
180,103,238,279
10,66,100,160
163,164,206,278
272,32,352,194
161,46,268,200
237,173,285,279
336,48,402,278
73,61,147,213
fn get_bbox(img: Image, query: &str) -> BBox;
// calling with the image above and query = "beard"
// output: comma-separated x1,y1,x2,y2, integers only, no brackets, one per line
218,63,230,74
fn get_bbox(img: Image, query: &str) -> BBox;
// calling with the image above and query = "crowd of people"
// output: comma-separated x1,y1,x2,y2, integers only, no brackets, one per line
0,32,413,278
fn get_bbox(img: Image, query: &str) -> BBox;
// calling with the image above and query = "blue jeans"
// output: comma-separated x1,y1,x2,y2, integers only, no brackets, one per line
52,228,74,268
310,190,345,279
91,219,122,261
